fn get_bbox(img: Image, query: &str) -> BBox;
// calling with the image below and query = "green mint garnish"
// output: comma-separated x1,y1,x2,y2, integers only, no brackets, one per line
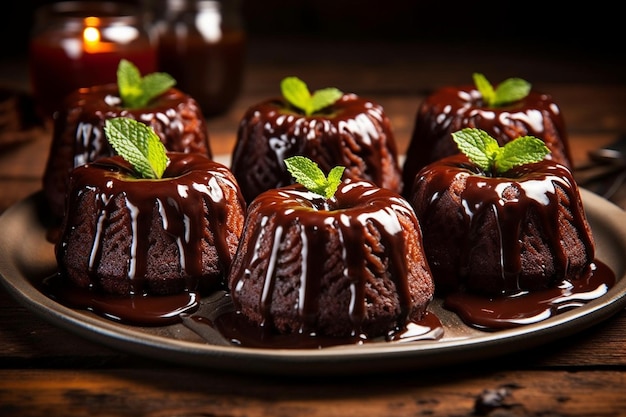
284,156,345,199
452,128,550,175
473,73,531,107
104,117,169,179
117,59,176,109
281,76,343,116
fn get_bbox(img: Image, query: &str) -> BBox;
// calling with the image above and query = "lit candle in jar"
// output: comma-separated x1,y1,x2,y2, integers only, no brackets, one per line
29,1,157,119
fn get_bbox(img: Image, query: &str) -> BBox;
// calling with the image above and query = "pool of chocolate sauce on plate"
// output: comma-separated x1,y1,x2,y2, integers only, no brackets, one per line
40,274,443,347
204,308,444,349
40,259,615,347
42,273,199,326
444,261,615,330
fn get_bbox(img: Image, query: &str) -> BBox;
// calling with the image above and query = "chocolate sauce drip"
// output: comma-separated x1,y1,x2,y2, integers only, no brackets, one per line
59,84,211,157
402,86,572,195
228,179,433,338
410,155,595,296
57,153,242,296
231,94,402,203
46,149,611,340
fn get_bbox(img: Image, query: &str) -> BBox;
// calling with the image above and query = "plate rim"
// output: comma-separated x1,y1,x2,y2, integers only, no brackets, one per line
1,188,625,375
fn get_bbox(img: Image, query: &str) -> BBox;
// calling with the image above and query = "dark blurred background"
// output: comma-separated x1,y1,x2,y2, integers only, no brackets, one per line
3,0,623,61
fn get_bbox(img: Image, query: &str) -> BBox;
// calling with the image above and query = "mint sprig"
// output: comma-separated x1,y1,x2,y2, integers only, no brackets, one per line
452,128,550,175
473,73,531,107
117,59,176,109
284,156,345,199
281,77,343,116
104,117,169,179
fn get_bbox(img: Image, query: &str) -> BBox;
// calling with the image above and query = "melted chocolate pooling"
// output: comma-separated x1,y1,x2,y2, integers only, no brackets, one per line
444,260,615,330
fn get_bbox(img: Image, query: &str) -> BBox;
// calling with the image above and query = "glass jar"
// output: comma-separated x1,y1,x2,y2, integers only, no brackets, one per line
29,1,157,120
151,0,246,117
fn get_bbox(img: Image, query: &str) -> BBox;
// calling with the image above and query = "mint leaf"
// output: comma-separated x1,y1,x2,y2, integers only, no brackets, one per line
496,135,552,173
310,87,344,114
473,73,495,107
281,76,343,116
140,72,176,102
473,73,531,107
452,128,499,171
281,77,312,114
117,59,143,106
452,128,549,175
104,117,169,179
284,156,345,199
285,155,326,191
493,77,532,106
117,59,176,109
326,166,344,195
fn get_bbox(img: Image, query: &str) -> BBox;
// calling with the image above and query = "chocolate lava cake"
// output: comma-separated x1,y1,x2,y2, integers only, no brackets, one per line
408,153,595,296
231,78,403,203
402,77,573,196
56,152,245,296
228,178,434,339
43,83,212,219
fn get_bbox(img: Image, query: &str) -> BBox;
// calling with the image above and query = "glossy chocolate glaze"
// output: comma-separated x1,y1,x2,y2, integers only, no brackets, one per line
43,84,212,218
231,94,403,203
46,152,612,336
402,85,573,195
56,153,243,305
409,154,596,296
228,179,435,339
445,260,615,330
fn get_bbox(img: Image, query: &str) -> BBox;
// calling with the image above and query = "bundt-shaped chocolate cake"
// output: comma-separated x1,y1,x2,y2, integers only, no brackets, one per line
56,152,245,297
402,75,573,196
230,77,403,203
228,177,434,339
407,131,594,296
43,61,212,219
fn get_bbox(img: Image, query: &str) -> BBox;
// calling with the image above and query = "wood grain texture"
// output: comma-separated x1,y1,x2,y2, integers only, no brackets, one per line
1,369,625,416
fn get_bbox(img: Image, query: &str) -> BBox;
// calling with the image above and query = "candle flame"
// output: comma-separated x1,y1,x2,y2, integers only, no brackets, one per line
81,16,117,53
83,26,101,43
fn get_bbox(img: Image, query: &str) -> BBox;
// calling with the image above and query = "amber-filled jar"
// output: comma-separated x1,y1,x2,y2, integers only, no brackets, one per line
151,0,246,117
29,1,157,120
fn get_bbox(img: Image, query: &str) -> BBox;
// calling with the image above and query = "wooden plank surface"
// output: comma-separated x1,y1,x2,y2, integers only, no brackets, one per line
1,368,626,417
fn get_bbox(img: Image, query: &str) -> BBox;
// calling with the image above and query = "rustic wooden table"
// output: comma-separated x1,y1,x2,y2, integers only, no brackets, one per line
1,38,625,416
